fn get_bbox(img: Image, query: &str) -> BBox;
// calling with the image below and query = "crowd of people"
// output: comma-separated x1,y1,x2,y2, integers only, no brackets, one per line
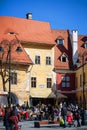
0,101,85,129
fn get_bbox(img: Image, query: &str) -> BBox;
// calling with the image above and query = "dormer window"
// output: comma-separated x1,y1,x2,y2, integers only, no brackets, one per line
57,39,63,45
56,36,64,45
60,54,68,62
84,43,87,48
81,43,87,48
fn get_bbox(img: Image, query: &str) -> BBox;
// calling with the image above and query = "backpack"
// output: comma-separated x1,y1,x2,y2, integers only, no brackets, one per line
60,118,64,125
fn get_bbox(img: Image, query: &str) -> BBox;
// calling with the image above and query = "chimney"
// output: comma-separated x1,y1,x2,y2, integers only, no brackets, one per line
72,30,78,65
26,13,32,20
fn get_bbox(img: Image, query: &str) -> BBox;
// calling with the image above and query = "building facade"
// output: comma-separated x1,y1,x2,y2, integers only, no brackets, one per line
0,15,87,107
75,35,87,108
52,30,76,101
0,16,56,106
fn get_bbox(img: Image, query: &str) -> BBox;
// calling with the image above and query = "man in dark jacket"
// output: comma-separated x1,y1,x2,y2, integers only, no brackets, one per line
61,102,67,128
4,107,11,130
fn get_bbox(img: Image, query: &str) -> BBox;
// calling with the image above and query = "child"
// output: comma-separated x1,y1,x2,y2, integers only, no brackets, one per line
59,116,64,127
66,111,73,127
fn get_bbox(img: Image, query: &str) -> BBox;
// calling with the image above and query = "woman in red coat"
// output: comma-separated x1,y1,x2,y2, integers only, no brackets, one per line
66,111,73,126
9,111,19,130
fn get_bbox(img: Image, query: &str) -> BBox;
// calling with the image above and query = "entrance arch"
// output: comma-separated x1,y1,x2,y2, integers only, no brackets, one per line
10,92,19,105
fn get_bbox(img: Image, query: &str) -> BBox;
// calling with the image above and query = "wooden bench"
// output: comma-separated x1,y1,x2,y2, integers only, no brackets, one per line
34,120,60,128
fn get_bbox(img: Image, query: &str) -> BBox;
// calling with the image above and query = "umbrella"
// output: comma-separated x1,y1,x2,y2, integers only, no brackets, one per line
48,92,56,98
48,92,67,99
56,93,67,99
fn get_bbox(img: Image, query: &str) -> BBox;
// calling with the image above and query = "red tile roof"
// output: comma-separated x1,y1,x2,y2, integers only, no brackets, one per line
0,16,55,65
78,35,87,52
78,35,87,62
0,16,55,45
52,30,73,69
0,39,32,65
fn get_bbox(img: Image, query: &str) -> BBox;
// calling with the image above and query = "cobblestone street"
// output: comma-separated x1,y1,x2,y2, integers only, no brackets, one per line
0,120,87,130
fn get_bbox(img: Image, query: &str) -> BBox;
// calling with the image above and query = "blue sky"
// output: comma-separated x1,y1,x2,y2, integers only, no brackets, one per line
0,0,87,35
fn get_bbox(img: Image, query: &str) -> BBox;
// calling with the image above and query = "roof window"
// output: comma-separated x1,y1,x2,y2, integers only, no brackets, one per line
56,36,64,45
83,43,87,48
60,54,68,62
81,43,87,48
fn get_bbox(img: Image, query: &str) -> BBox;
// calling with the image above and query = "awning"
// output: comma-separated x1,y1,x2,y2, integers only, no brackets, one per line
30,89,67,99
30,89,56,98
0,91,8,95
56,93,67,99
48,92,56,98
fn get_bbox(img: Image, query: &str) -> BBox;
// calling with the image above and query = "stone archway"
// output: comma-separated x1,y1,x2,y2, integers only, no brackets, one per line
10,92,19,105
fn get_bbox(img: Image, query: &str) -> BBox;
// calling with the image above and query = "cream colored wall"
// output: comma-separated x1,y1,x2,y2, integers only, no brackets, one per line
0,65,30,105
11,67,29,105
0,44,55,106
25,45,55,98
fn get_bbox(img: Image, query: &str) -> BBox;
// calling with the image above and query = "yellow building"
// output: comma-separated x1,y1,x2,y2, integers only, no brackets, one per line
74,34,87,109
0,15,56,106
1,15,86,107
23,42,55,106
75,64,87,109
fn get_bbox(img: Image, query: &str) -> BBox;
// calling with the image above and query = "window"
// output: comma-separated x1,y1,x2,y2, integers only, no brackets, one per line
80,74,82,86
57,39,63,45
62,76,70,87
84,43,87,48
35,55,40,64
61,55,68,62
47,78,52,88
81,43,87,48
80,96,82,108
46,56,51,65
11,72,17,85
31,77,36,87
75,77,78,88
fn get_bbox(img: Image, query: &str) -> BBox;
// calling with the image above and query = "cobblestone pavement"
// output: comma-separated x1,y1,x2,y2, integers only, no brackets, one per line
0,120,87,130
19,120,87,130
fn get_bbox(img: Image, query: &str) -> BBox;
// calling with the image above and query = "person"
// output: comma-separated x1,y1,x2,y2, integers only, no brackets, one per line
74,108,81,127
66,111,73,127
80,108,85,125
48,104,54,121
9,111,19,130
59,116,64,127
3,107,11,130
61,102,67,128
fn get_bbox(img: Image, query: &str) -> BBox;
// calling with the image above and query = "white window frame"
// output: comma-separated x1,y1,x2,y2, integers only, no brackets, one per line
35,55,40,64
62,76,70,87
47,78,52,88
46,56,51,65
61,54,68,62
84,43,87,48
57,39,64,45
31,77,36,88
11,72,17,85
